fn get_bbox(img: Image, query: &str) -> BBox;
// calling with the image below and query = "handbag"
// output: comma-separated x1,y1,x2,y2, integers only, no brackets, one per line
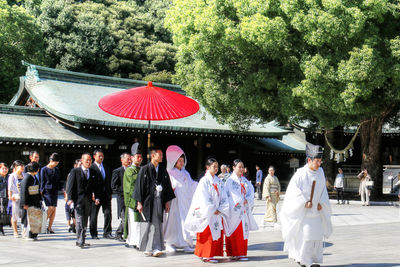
366,180,374,190
27,207,43,234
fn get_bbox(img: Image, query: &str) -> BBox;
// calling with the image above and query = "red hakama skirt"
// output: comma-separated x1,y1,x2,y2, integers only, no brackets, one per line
225,221,248,256
194,225,224,258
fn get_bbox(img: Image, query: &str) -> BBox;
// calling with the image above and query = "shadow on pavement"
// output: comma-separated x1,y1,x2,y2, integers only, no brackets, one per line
248,241,334,252
215,254,288,263
248,241,284,251
90,243,127,248
331,213,361,216
327,264,400,267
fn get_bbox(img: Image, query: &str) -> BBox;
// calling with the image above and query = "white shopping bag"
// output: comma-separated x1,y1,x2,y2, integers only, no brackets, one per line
40,206,48,234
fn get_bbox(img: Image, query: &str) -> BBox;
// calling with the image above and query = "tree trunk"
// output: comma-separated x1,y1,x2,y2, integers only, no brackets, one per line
322,126,344,189
359,117,384,198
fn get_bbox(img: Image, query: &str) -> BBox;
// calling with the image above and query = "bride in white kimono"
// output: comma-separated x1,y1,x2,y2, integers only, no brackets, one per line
224,159,258,261
280,144,332,267
164,145,198,253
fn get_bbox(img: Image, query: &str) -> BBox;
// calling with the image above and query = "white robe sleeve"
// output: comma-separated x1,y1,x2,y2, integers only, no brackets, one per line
184,175,224,240
280,169,308,242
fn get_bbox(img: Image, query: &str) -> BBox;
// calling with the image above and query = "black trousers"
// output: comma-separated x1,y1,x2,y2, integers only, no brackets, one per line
256,183,262,200
115,194,125,238
90,197,112,237
75,198,90,245
21,209,28,228
336,188,344,203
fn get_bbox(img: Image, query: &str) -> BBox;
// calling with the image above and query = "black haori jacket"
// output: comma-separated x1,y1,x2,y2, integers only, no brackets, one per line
20,173,42,208
133,162,175,223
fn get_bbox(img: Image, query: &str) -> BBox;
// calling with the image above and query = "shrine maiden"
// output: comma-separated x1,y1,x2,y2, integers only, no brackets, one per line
184,158,229,263
224,159,258,261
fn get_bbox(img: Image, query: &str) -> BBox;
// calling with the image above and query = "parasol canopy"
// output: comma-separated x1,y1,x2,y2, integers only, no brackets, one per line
98,81,200,160
98,81,199,121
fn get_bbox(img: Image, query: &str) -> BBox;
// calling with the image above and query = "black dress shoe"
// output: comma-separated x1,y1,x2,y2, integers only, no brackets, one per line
103,234,114,239
92,236,99,239
125,244,136,249
115,236,125,242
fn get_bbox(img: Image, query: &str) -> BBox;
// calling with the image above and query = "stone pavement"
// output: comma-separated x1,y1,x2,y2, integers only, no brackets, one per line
0,196,399,267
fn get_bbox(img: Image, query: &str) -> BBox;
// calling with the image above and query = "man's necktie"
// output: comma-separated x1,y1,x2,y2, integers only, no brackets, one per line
84,169,89,180
100,164,105,179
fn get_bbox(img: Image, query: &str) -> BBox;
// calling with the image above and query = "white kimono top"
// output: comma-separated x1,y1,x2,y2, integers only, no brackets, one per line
184,171,229,240
164,166,198,246
224,173,258,239
280,165,332,250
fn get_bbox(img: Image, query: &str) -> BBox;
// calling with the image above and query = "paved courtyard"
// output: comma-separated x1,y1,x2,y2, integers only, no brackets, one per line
0,196,399,266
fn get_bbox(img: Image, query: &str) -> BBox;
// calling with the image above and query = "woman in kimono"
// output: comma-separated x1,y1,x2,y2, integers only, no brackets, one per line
164,145,198,253
20,162,42,240
184,158,229,263
224,159,258,261
262,166,281,224
0,163,9,235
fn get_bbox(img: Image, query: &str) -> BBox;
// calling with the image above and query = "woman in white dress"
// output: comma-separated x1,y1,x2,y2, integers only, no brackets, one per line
164,145,198,253
8,160,25,238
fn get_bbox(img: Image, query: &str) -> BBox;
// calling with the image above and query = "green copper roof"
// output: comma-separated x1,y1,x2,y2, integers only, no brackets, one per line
11,62,290,137
0,104,114,145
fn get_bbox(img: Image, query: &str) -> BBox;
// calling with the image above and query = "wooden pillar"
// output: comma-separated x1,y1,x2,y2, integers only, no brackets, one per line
139,133,148,163
196,136,204,177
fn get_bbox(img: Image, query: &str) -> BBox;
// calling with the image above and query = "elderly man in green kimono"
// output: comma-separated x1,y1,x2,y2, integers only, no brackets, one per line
124,143,143,249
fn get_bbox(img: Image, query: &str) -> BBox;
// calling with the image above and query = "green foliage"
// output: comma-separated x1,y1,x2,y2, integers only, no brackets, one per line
38,0,114,74
35,0,176,82
0,0,45,103
166,0,400,130
106,0,176,81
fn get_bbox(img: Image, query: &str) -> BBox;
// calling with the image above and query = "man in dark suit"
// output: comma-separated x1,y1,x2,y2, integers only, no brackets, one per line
89,149,113,239
111,152,131,242
134,147,175,256
67,153,100,249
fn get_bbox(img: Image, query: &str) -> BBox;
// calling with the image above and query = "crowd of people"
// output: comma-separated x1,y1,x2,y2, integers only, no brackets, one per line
0,143,335,267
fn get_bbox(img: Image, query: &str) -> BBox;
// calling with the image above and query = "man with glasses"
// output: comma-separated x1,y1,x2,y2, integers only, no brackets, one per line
280,144,332,267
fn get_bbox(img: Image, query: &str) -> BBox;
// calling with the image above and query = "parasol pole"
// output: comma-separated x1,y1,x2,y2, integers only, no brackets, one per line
147,120,151,162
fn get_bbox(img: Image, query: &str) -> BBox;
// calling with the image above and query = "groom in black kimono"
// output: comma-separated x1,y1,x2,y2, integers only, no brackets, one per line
134,147,175,257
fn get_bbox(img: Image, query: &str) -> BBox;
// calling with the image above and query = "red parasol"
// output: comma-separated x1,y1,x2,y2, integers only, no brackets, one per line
98,81,200,158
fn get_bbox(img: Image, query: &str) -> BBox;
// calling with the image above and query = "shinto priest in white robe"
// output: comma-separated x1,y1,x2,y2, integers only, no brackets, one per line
280,165,332,267
164,145,198,249
224,173,258,239
184,171,229,241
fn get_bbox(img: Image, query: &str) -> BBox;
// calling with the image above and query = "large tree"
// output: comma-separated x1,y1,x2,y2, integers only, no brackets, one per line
0,0,45,103
36,0,176,81
166,0,400,196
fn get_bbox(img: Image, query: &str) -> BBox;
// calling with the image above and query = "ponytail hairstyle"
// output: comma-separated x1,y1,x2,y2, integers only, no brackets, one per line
49,153,60,162
205,157,218,168
232,159,243,168
11,160,24,170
